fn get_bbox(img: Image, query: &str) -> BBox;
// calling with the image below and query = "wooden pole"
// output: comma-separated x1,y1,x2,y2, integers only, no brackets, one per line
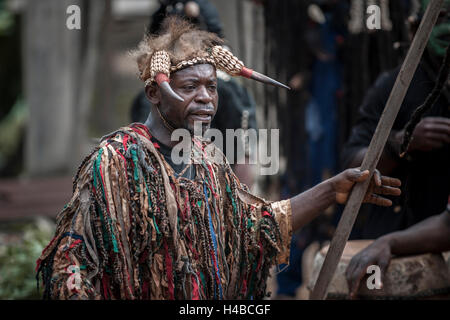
310,0,444,300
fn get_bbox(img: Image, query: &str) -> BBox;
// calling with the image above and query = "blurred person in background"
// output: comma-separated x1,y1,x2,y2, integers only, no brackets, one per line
341,0,450,240
274,0,349,299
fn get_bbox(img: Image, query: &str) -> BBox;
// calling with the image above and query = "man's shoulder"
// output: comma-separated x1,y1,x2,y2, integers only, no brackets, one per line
78,124,155,173
97,123,155,154
99,123,152,145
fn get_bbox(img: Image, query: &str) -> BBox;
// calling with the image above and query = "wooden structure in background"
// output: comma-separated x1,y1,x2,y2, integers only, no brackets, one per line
23,0,106,177
0,176,72,221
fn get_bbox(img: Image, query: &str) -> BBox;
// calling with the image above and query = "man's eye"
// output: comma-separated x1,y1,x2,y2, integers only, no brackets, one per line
208,85,217,90
183,85,195,90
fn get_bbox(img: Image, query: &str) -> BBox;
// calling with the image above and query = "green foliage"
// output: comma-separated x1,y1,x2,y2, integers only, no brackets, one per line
0,219,55,300
0,98,27,170
0,0,13,36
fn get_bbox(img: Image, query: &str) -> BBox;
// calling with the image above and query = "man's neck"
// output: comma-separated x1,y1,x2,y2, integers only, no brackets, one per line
144,109,178,148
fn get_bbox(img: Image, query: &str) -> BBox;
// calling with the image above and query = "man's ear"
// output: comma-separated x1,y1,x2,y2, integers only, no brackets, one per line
145,84,161,105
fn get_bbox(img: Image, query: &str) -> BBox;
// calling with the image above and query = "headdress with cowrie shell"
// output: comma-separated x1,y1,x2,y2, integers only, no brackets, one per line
133,17,290,102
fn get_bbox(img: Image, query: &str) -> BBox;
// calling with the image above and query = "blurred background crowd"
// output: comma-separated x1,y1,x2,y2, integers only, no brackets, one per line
0,0,448,299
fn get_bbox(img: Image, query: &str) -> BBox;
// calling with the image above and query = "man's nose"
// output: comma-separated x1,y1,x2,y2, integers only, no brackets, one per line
194,86,213,104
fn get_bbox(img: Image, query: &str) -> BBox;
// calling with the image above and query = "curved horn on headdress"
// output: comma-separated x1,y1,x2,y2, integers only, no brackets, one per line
150,51,184,102
155,73,184,102
210,46,290,90
239,67,291,90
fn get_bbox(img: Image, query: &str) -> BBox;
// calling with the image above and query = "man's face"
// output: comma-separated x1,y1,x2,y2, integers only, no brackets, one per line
158,64,218,133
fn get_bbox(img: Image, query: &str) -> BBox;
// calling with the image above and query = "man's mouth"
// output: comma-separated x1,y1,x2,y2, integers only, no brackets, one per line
189,109,214,122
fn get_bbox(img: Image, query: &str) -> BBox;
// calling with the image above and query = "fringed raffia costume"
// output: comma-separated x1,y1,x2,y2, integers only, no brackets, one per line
36,17,292,300
36,124,292,300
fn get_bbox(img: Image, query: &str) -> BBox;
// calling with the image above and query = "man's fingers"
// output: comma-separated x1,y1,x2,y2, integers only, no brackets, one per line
348,169,369,182
365,193,392,206
346,260,370,299
373,170,382,187
425,132,450,144
373,185,401,196
425,123,450,133
378,258,391,290
426,120,450,132
365,175,400,206
349,278,361,299
423,117,450,126
346,265,364,299
336,192,349,204
380,176,401,187
424,123,450,137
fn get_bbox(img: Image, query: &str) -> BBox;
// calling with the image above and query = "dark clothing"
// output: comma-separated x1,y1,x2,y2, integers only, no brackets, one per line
341,60,450,239
151,136,196,180
211,78,256,134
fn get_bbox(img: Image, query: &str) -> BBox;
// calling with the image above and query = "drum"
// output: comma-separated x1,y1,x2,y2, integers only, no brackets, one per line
308,240,450,299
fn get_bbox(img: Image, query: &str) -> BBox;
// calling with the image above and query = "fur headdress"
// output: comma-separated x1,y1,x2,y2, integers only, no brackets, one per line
133,17,289,101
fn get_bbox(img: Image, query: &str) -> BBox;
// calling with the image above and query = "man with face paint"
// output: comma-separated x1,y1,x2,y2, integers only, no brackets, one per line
342,1,450,298
35,17,401,300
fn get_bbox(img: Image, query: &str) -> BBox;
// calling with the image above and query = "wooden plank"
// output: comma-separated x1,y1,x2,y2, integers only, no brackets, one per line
310,0,445,300
0,176,72,220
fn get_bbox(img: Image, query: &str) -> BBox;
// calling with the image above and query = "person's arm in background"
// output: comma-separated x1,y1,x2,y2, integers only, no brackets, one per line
345,199,450,298
343,72,450,176
349,117,450,174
